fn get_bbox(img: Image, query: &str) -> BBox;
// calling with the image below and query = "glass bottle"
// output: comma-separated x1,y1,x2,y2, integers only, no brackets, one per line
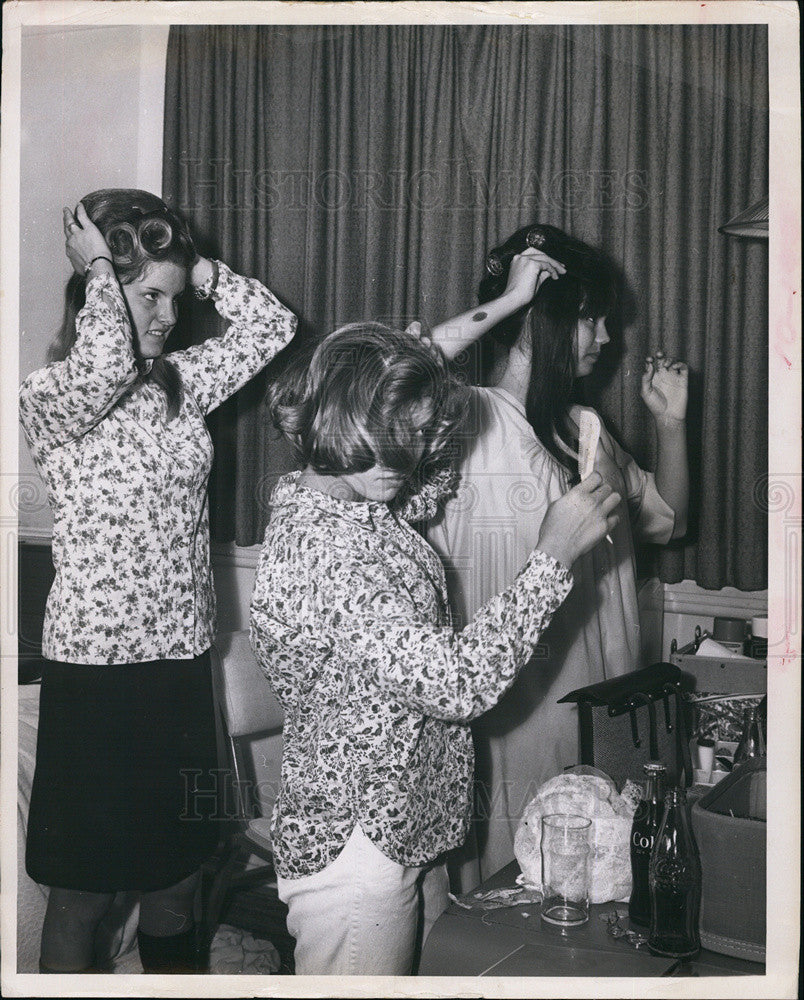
734,704,765,765
628,762,667,927
648,787,702,959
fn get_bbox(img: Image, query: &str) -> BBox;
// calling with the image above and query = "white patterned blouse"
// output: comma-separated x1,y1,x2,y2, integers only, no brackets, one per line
20,262,296,665
249,471,573,878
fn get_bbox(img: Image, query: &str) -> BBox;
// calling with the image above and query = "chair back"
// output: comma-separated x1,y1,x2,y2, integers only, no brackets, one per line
558,663,694,789
200,631,281,946
211,630,285,739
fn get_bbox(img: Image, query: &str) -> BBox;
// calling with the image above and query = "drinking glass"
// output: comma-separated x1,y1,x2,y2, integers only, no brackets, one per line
540,813,591,928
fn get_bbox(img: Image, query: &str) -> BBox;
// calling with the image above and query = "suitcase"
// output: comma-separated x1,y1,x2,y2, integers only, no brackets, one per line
691,758,766,962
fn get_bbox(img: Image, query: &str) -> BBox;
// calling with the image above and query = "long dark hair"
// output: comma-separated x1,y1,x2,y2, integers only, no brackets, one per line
479,223,618,477
49,189,196,420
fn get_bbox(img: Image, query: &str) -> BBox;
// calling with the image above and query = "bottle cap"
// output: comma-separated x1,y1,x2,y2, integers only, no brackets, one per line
643,762,667,774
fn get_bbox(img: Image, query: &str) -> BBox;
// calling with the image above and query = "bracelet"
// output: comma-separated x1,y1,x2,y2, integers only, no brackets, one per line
87,255,114,273
193,259,220,300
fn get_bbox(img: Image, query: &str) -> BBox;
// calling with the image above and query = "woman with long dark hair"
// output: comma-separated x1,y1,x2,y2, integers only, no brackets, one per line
20,189,297,973
426,223,689,886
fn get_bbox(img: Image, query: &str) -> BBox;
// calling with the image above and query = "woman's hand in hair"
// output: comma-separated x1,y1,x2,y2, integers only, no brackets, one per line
190,255,215,290
63,203,113,276
502,249,566,312
536,472,621,569
640,351,689,425
403,320,446,363
429,249,565,361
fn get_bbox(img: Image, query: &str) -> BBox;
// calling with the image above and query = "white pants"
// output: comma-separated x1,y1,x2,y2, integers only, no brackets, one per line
277,825,450,976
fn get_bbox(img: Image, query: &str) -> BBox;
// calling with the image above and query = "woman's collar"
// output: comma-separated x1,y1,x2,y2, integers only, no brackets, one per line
279,470,386,530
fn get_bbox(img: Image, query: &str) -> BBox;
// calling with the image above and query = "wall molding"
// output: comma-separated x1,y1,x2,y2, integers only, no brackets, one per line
663,580,768,618
18,528,53,544
211,541,262,571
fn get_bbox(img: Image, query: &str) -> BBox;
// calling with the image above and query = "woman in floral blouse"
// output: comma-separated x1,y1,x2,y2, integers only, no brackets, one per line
249,321,621,975
20,189,297,974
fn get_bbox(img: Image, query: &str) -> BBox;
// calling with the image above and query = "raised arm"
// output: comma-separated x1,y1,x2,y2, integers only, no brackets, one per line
251,475,619,722
640,351,689,539
251,537,572,723
19,205,138,451
429,248,566,361
169,258,297,415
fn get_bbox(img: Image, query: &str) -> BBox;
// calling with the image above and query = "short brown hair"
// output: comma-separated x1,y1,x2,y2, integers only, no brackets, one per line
269,323,465,476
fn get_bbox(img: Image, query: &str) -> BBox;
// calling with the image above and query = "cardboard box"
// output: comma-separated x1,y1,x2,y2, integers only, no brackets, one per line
670,650,766,695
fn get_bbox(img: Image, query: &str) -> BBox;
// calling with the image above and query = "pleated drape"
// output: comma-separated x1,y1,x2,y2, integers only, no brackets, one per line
163,24,768,590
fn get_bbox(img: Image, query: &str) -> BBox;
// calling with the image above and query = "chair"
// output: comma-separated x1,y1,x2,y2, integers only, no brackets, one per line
558,662,694,789
198,630,285,949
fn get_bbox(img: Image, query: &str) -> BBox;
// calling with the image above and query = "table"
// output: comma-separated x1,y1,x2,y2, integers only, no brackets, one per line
419,861,766,978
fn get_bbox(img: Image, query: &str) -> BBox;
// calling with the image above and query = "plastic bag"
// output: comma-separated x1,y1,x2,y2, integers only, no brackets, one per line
513,766,639,905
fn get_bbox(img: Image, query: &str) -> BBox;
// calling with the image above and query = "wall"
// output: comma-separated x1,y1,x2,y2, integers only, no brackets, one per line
18,24,169,536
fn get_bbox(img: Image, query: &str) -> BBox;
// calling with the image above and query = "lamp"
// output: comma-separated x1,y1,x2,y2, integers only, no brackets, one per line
718,196,768,238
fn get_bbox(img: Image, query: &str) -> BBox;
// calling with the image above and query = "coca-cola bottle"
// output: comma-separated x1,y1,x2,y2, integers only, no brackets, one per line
628,762,666,927
648,786,702,959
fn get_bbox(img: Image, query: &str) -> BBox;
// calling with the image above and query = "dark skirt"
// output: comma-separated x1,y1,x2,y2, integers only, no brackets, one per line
26,652,219,893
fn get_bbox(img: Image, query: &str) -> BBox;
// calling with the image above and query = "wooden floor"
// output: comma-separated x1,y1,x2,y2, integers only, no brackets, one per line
219,883,295,974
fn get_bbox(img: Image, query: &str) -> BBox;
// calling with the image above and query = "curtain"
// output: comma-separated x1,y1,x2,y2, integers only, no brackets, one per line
163,24,768,590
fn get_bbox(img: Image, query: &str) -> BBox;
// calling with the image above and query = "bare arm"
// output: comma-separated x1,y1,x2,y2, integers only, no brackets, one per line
641,352,689,539
429,249,566,360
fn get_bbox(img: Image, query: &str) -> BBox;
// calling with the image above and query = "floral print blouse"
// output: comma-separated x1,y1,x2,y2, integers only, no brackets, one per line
249,471,573,878
20,263,296,665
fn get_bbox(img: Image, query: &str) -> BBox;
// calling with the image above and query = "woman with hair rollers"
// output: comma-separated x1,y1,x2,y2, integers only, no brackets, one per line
249,316,620,975
426,223,689,886
20,190,297,974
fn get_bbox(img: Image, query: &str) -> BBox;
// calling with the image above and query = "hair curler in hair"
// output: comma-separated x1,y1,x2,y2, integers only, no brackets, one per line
138,216,174,255
105,215,177,266
485,224,597,283
106,222,140,265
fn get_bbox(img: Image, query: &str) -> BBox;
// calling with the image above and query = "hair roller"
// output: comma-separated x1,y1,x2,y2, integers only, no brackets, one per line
138,216,173,256
526,227,547,249
106,222,139,264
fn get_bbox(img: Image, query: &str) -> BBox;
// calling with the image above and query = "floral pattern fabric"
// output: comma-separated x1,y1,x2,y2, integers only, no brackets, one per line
20,263,296,664
249,471,573,878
